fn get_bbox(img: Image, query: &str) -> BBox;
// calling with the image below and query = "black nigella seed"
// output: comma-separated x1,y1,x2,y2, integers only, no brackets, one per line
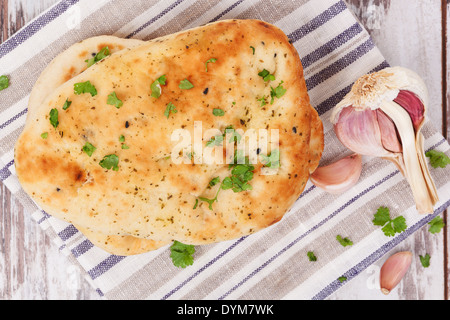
203,88,209,95
292,127,297,134
56,188,61,192
125,121,130,128
257,148,261,155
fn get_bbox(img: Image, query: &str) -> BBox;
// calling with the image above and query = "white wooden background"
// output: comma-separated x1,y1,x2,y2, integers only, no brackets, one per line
0,0,448,300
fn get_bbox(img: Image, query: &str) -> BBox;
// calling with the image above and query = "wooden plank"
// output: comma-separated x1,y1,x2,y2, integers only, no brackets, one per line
0,0,100,300
328,0,446,300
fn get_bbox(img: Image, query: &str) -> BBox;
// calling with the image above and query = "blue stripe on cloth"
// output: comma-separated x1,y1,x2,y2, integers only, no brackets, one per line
305,38,376,91
287,0,347,43
0,0,79,59
0,108,27,130
72,239,94,258
301,23,363,69
209,0,245,23
126,0,186,38
312,138,449,300
88,255,126,280
58,224,79,241
0,160,14,181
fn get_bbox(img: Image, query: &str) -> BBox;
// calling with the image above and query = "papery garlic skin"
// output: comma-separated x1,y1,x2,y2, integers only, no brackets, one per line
310,154,362,195
379,251,413,295
330,67,438,214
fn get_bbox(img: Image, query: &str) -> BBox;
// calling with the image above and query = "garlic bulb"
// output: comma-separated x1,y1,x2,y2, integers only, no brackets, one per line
310,154,362,194
330,67,438,214
379,251,413,295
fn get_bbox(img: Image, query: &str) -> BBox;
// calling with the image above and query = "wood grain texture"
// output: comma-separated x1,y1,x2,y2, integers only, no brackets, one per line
0,0,448,300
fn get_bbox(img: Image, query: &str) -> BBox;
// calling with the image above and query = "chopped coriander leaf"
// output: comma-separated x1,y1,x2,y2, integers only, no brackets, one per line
206,134,224,147
0,75,10,91
121,144,130,150
164,102,177,118
151,75,167,98
119,135,125,143
62,99,72,110
338,276,347,283
250,46,255,55
212,108,225,116
336,235,353,247
170,241,195,268
270,81,287,104
224,126,241,144
99,154,119,171
419,253,430,268
307,251,317,262
258,69,275,82
428,216,445,234
107,91,123,109
260,149,280,168
372,206,407,237
426,150,450,168
41,132,48,139
205,58,217,72
49,108,59,129
193,199,199,210
209,177,221,187
222,163,254,193
179,79,194,90
85,46,110,68
257,95,268,107
82,142,96,157
74,81,97,97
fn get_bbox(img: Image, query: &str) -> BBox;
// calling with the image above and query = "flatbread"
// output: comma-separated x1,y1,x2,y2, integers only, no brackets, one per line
27,35,169,255
15,19,324,248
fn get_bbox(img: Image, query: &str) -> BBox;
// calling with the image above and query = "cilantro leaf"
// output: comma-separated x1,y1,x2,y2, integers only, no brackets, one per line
426,150,450,168
49,108,59,129
151,75,167,98
257,95,268,107
82,142,96,157
99,154,119,171
205,58,217,72
428,216,445,234
212,108,225,116
170,241,195,268
164,102,177,118
206,134,224,147
41,132,48,139
372,206,391,226
209,177,221,187
260,149,280,168
250,46,255,55
107,91,123,109
119,135,125,143
372,206,407,237
419,253,430,268
258,69,275,82
270,81,287,104
336,235,353,247
179,79,194,90
307,251,317,262
85,46,110,68
62,99,72,110
0,75,10,91
338,276,347,283
74,81,97,97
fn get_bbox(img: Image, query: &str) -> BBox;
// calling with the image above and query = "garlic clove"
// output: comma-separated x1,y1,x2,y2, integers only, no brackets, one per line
310,154,362,194
376,109,402,153
334,107,392,157
380,251,413,295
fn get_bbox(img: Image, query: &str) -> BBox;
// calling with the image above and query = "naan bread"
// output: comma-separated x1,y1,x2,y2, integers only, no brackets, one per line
15,19,324,250
27,35,169,255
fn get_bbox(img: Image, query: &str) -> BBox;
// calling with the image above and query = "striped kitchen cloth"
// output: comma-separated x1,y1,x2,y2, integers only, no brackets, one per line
1,0,449,300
